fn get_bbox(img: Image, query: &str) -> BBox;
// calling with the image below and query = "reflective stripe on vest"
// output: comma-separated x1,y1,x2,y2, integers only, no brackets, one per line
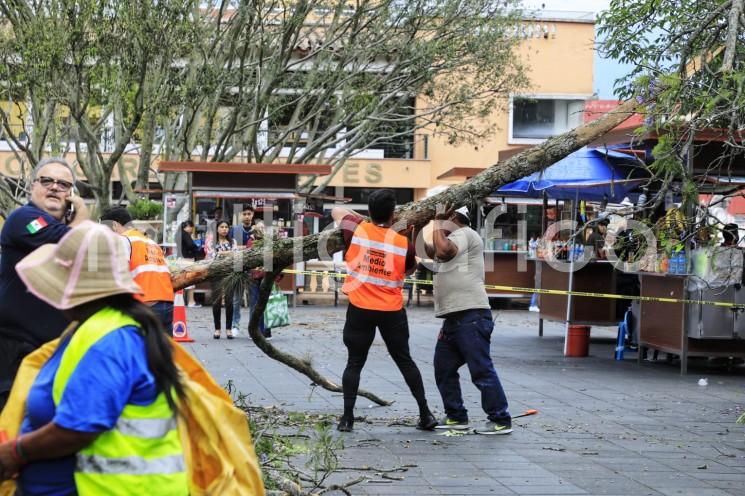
349,236,409,257
52,308,187,495
115,416,177,438
77,453,185,475
343,221,408,311
347,270,405,288
130,263,172,278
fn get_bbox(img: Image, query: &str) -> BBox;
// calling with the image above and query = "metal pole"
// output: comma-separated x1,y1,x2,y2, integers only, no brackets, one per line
563,190,579,355
538,190,548,336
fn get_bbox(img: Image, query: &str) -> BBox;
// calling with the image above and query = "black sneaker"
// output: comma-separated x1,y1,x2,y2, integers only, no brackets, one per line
434,417,470,430
416,412,437,431
475,420,512,435
337,416,354,432
263,329,273,341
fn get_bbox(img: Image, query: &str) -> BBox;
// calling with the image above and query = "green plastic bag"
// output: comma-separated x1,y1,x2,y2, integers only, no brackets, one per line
264,284,290,328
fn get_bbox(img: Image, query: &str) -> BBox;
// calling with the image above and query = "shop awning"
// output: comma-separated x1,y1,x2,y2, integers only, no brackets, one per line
495,147,647,202
192,190,297,199
158,161,332,175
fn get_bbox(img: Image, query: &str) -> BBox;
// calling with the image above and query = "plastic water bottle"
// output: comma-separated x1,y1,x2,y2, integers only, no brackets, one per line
677,250,686,275
667,252,675,274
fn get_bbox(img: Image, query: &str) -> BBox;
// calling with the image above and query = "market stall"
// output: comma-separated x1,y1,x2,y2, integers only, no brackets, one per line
579,132,745,372
478,198,545,299
158,161,332,300
635,270,745,374
493,147,646,335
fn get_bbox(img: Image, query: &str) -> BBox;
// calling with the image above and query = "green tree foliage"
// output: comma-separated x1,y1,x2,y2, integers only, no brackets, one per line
598,0,745,208
0,0,528,214
0,0,200,213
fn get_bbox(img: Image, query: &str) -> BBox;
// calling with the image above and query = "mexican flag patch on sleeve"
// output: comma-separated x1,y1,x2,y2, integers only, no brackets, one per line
26,216,49,234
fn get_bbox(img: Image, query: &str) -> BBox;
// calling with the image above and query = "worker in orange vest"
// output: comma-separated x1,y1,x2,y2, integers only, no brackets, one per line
100,207,175,334
332,189,437,432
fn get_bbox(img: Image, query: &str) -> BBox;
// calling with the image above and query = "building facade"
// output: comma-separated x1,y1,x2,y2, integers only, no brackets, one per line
0,10,595,218
316,10,595,209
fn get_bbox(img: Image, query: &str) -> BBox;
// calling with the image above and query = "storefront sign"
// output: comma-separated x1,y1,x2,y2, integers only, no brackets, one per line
342,163,382,184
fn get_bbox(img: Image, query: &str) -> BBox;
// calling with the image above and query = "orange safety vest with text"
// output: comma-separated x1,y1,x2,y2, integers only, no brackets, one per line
342,221,408,311
124,229,174,303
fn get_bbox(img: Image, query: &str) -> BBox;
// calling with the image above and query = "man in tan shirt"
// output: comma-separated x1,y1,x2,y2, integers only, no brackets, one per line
424,205,512,435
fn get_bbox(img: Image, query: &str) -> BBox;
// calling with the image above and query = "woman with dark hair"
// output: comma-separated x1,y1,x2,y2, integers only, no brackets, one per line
208,220,237,339
0,222,188,494
178,220,199,259
178,220,201,307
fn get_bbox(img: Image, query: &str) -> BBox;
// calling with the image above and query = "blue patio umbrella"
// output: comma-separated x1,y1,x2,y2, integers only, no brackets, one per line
496,147,646,202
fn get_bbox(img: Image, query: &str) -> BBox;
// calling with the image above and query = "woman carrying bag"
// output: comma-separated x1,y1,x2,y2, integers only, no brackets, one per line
0,222,264,495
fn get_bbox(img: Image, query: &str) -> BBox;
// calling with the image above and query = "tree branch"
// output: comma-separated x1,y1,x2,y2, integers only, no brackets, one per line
722,0,744,72
246,271,392,406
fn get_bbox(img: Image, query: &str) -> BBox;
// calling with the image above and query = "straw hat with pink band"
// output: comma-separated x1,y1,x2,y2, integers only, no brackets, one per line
16,221,143,310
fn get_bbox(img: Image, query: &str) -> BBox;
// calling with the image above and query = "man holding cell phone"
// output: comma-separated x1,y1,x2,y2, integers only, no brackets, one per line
0,157,89,410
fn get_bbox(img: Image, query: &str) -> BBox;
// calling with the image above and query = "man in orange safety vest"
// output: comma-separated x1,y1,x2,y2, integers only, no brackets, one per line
332,189,437,432
100,206,175,334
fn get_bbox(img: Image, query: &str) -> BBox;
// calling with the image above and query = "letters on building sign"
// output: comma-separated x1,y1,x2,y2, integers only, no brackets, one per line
342,163,383,185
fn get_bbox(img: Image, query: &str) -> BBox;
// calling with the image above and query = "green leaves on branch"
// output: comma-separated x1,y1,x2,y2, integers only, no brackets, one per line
127,198,163,220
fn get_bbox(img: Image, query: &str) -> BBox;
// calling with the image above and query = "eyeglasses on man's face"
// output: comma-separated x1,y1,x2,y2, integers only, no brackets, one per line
35,176,73,192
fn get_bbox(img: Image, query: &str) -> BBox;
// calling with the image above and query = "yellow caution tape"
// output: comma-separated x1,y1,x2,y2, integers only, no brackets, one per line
281,268,745,309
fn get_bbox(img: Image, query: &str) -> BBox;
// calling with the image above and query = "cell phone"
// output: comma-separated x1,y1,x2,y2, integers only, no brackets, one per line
64,189,77,224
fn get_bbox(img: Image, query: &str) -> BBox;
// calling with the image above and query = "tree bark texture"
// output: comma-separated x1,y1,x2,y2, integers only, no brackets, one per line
170,97,639,290
722,0,743,72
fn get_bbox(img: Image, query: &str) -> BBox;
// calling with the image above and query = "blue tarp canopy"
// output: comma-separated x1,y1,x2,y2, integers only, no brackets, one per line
495,147,647,201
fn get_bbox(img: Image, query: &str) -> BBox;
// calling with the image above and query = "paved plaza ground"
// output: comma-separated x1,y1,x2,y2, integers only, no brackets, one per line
183,303,745,496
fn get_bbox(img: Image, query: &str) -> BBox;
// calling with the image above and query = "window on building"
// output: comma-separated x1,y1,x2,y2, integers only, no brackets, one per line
510,97,585,142
348,96,416,159
267,94,336,148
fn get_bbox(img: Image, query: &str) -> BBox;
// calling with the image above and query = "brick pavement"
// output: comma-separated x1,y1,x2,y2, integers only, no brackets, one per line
183,304,745,495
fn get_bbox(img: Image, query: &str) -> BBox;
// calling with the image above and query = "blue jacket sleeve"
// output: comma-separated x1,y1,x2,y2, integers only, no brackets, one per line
53,326,159,433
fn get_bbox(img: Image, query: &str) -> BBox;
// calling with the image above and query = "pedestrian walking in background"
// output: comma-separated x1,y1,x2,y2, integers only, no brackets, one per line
230,205,265,337
208,220,238,339
0,222,189,493
100,207,175,334
424,205,512,435
332,189,437,432
0,158,89,411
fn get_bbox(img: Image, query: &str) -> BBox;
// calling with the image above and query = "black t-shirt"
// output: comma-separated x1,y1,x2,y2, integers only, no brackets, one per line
584,230,606,258
178,230,199,258
0,202,70,346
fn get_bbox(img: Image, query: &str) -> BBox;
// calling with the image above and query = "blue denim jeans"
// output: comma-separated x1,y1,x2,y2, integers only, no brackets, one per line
240,281,271,334
433,309,510,423
150,301,174,336
231,291,243,329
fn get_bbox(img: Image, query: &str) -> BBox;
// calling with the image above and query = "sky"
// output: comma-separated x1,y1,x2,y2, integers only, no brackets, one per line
522,0,632,99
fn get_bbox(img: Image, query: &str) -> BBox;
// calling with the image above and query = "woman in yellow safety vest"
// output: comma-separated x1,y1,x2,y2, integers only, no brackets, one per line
0,221,188,495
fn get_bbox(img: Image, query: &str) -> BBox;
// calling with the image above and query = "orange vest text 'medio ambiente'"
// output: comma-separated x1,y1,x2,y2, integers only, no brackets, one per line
342,221,408,311
124,229,174,303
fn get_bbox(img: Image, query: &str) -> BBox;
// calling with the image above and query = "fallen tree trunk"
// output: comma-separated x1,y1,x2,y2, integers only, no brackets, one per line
171,99,639,408
171,97,640,290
